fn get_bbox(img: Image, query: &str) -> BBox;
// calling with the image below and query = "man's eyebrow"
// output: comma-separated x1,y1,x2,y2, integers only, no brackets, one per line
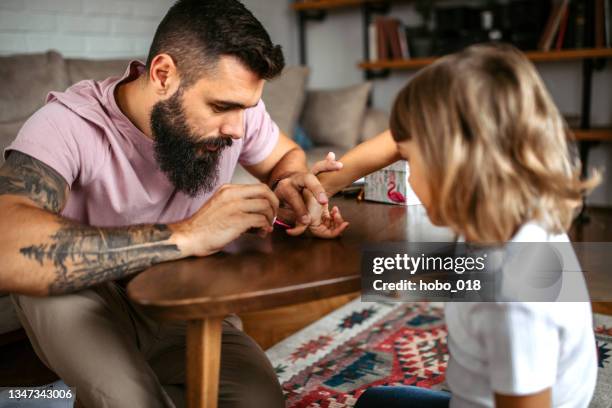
210,100,259,109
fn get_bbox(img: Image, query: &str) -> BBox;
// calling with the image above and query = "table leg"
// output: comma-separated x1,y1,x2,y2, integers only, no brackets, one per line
186,317,223,408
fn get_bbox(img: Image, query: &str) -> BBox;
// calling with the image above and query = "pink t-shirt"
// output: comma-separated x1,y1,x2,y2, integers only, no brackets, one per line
5,61,279,227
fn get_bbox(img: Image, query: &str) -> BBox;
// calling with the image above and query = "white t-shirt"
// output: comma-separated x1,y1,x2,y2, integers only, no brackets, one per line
445,223,597,408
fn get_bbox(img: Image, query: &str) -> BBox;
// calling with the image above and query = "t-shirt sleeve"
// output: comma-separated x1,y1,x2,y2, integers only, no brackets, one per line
472,303,560,396
239,99,280,166
4,101,104,188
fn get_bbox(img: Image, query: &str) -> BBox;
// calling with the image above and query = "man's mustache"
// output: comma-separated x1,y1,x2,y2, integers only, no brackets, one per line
193,135,233,151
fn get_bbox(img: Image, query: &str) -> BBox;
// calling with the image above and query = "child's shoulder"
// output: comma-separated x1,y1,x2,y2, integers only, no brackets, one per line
511,221,569,243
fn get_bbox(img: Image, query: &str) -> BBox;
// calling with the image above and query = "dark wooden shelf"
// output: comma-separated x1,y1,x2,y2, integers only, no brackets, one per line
292,0,395,11
359,48,612,70
573,128,612,142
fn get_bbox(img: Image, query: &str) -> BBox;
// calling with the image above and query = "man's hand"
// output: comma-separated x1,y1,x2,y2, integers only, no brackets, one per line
278,153,348,239
273,152,343,225
173,183,279,257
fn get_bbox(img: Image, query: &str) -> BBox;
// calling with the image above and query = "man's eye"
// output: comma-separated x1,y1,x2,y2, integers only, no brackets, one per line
212,105,228,113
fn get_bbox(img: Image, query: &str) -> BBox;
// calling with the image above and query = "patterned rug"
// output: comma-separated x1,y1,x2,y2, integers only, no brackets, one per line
266,300,612,408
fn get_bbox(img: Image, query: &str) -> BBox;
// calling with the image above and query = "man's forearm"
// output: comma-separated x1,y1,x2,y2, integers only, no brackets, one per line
0,203,182,295
266,146,308,187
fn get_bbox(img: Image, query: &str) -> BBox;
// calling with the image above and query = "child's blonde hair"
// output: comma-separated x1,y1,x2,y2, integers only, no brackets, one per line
390,43,600,242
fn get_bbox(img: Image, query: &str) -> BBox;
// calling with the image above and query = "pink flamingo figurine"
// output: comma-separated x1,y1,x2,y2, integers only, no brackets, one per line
387,178,406,203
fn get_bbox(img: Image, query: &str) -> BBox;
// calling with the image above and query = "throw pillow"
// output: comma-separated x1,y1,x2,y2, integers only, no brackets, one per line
293,125,314,150
300,82,372,149
262,66,309,138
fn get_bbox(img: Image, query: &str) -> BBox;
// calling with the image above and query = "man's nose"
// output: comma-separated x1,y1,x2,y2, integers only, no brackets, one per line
220,110,244,140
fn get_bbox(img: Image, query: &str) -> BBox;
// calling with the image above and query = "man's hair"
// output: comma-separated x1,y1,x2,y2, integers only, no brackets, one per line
390,43,600,242
146,0,285,85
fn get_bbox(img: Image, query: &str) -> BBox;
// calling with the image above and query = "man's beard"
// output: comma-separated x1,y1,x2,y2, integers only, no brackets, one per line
150,90,233,197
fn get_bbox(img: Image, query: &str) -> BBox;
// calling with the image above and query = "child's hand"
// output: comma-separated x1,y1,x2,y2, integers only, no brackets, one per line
311,151,343,176
286,190,349,239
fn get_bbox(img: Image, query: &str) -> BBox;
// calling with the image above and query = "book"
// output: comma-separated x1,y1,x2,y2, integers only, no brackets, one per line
368,22,378,62
376,17,388,61
574,0,588,48
605,0,612,47
385,19,403,60
556,7,569,50
563,0,575,48
586,0,597,47
596,0,606,48
538,0,570,51
398,22,410,59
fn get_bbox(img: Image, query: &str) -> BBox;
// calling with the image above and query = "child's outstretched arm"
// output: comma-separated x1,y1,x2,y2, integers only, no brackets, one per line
318,130,401,196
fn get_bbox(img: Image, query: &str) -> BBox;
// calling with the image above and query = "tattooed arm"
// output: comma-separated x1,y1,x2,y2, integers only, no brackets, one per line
0,151,182,295
0,152,279,296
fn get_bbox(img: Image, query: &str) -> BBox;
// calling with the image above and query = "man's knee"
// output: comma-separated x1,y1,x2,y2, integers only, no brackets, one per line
219,324,284,408
13,286,111,321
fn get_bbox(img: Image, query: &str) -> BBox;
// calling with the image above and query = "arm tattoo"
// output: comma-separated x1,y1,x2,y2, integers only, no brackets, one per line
20,222,181,295
2,152,181,294
0,151,68,212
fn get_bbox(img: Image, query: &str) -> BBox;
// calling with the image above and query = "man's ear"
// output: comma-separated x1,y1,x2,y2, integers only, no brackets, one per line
148,53,180,96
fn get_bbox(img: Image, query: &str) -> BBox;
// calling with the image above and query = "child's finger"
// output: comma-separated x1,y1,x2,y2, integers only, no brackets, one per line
311,153,343,175
332,207,346,225
334,221,350,235
286,223,308,236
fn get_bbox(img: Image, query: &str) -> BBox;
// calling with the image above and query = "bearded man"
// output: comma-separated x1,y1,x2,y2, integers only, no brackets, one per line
0,1,346,407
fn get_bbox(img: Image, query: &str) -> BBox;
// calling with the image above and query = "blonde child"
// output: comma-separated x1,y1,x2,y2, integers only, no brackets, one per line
317,43,599,408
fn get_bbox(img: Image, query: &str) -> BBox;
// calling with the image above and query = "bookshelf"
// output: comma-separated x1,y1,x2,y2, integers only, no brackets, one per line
574,128,612,142
359,48,612,70
293,0,612,214
292,0,385,11
293,1,612,135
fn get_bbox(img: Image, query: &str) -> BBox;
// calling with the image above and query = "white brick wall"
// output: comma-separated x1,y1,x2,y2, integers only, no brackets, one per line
0,0,174,58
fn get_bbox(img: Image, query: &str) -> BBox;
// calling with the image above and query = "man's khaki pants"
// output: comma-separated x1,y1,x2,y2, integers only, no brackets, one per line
11,282,285,408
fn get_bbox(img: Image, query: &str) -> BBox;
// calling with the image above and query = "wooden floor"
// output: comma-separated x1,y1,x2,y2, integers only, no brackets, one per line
1,206,611,386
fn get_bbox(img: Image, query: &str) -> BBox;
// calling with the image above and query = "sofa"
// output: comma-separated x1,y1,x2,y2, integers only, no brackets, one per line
0,50,389,336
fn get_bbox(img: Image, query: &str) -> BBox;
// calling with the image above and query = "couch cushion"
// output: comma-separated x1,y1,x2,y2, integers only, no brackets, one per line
300,82,372,150
0,51,71,154
0,121,25,163
66,57,133,84
262,66,309,139
304,146,349,169
0,51,70,123
360,108,389,142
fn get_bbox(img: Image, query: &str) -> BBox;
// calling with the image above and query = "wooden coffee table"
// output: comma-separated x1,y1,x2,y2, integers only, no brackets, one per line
127,197,454,408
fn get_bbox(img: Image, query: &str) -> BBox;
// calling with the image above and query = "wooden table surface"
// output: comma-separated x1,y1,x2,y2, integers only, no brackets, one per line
127,197,455,321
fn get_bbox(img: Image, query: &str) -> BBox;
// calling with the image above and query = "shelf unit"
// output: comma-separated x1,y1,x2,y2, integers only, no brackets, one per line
574,128,612,142
359,48,612,70
292,0,612,214
356,48,612,144
292,0,383,11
